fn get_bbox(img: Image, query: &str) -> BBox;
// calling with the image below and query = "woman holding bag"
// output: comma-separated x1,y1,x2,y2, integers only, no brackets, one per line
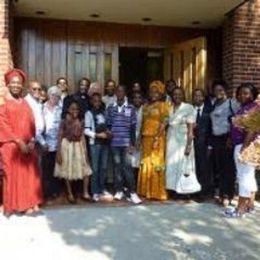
166,87,201,195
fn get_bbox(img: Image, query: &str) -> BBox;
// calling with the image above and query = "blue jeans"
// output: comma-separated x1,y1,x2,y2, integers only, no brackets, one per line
90,144,109,194
111,147,135,193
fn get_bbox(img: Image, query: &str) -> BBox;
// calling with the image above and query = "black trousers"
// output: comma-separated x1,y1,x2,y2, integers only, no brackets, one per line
41,151,61,199
212,134,236,199
194,140,213,196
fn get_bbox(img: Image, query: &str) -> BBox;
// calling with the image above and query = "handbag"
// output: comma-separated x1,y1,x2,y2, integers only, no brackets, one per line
178,154,201,194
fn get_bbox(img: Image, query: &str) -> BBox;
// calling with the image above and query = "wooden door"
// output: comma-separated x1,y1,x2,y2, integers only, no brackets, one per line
67,42,119,93
164,37,207,101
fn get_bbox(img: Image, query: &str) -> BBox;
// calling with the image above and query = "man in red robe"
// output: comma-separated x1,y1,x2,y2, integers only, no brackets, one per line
0,69,43,215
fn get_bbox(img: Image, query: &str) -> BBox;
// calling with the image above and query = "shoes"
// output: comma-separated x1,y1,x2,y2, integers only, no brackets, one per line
224,207,246,218
247,207,256,214
129,193,142,204
25,210,44,217
114,191,124,200
82,193,91,200
92,194,100,202
67,194,76,204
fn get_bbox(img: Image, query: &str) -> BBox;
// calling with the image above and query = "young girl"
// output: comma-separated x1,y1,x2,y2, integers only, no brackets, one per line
54,101,92,203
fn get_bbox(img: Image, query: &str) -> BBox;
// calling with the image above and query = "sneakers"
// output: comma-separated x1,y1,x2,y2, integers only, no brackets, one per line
114,191,124,200
129,193,142,204
92,194,100,202
114,191,142,204
224,207,246,218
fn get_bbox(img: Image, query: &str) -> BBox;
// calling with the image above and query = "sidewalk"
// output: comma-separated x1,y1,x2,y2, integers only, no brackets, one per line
0,202,259,260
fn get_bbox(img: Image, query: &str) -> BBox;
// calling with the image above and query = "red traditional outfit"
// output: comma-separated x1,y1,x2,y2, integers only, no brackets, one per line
0,69,42,213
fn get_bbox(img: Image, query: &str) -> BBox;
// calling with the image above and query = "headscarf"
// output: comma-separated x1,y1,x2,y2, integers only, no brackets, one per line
149,80,165,95
4,69,26,86
88,82,102,97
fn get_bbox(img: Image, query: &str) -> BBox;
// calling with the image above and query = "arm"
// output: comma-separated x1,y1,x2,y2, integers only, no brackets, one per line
153,103,169,148
241,131,255,152
84,111,96,139
185,123,194,156
0,103,29,153
0,103,19,143
61,96,69,119
130,107,137,146
130,124,136,147
105,106,112,130
35,128,47,147
56,120,65,165
184,105,195,156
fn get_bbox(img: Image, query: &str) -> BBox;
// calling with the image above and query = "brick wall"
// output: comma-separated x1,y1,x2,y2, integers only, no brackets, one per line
223,0,260,90
0,0,13,86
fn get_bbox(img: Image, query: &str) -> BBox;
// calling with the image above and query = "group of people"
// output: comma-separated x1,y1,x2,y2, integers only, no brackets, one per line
0,68,258,219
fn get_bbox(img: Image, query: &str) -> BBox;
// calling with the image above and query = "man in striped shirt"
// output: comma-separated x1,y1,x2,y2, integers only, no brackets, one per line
106,85,142,204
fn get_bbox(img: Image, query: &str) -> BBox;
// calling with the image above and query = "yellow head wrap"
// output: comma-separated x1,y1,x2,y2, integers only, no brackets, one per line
149,80,165,95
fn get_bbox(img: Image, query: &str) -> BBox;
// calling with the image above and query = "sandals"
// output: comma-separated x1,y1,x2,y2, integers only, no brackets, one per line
247,207,256,214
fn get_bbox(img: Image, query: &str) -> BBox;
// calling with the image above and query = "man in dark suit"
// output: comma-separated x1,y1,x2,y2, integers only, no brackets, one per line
62,77,91,119
193,89,213,199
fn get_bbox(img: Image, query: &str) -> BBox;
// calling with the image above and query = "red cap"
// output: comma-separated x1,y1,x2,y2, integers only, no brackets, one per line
4,69,26,86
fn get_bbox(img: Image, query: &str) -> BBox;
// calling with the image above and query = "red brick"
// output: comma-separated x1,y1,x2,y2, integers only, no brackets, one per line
0,0,13,85
222,0,260,88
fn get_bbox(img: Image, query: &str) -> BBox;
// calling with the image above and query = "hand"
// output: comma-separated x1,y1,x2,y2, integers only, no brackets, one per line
240,145,247,153
128,145,135,154
16,140,29,154
152,139,159,149
27,141,36,152
206,147,212,158
42,144,49,153
96,132,107,139
56,152,62,165
184,145,192,156
226,138,233,149
105,130,113,139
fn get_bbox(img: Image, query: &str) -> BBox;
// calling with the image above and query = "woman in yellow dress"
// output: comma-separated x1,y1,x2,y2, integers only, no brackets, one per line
137,81,170,200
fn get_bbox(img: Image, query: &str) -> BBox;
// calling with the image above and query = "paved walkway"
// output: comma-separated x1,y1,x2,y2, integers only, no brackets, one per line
0,202,259,260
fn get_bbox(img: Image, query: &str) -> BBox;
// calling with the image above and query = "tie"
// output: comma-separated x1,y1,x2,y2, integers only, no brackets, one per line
196,108,201,123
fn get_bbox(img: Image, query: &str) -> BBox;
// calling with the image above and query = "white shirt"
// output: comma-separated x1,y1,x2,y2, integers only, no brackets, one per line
194,104,204,117
25,94,46,146
113,99,128,113
102,95,116,108
43,104,62,152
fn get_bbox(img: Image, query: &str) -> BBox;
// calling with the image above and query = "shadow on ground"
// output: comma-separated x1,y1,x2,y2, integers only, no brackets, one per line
45,202,260,260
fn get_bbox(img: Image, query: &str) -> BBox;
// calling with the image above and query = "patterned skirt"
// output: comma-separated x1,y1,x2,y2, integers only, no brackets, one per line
54,137,92,180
